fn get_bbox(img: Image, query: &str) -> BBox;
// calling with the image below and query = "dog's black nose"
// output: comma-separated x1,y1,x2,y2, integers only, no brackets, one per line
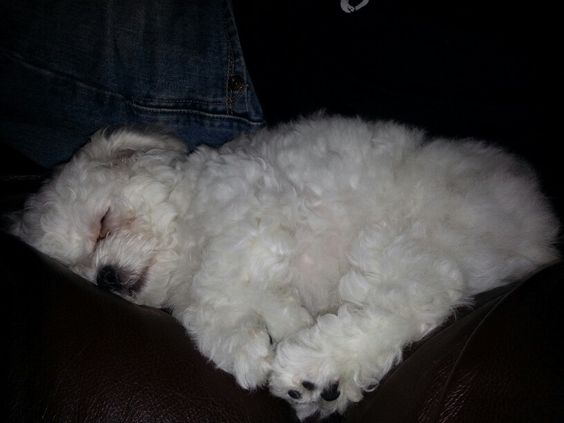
288,390,301,400
96,265,122,292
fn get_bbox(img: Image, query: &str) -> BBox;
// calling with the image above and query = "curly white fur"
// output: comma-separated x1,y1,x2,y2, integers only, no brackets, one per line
12,116,559,419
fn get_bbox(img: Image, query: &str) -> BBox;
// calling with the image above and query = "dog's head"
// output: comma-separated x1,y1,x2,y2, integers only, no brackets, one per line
12,128,189,307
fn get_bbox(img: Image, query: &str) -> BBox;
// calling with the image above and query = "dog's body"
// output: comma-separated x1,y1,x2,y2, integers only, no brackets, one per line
12,116,559,419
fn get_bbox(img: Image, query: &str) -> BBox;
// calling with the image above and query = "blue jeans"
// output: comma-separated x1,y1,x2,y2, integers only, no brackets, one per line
0,0,264,167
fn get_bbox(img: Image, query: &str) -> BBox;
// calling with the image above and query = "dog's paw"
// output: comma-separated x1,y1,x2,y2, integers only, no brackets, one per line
269,335,363,420
231,327,274,389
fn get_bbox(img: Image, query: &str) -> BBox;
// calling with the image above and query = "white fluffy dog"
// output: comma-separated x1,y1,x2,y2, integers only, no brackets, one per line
12,115,559,419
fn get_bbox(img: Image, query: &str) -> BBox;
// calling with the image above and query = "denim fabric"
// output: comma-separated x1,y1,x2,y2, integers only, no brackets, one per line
0,0,264,167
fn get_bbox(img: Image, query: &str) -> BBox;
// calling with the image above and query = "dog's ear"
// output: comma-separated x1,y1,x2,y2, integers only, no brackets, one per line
78,127,188,164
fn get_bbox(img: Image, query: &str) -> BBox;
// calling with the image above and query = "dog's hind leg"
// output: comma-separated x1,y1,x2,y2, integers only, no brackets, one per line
269,225,466,419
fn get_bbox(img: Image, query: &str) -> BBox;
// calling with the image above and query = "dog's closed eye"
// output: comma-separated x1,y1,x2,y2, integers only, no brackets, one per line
97,209,111,241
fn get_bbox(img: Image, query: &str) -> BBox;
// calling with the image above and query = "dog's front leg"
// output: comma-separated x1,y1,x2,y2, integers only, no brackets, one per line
178,303,274,389
177,285,315,390
269,304,421,419
176,220,316,389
